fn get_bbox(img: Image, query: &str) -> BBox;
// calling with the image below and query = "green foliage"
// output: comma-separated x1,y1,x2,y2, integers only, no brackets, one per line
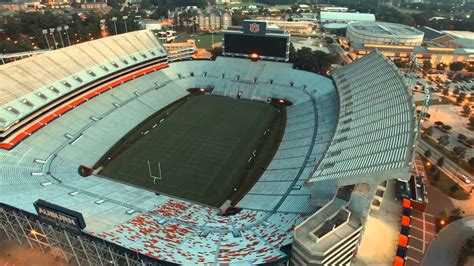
457,92,466,104
210,46,222,60
422,60,432,71
436,63,447,71
450,61,465,72
425,126,434,136
442,87,450,96
438,135,449,146
437,156,445,167
453,146,467,159
289,46,336,75
424,149,432,158
450,183,460,194
463,105,471,115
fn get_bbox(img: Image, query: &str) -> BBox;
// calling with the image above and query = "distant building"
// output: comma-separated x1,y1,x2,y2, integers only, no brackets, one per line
197,9,231,30
0,0,40,10
346,21,424,46
285,13,318,22
80,0,107,9
319,6,348,12
139,19,162,31
267,20,317,35
320,12,375,29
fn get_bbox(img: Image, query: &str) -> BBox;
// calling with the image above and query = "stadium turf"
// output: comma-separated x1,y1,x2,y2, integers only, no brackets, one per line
98,95,282,207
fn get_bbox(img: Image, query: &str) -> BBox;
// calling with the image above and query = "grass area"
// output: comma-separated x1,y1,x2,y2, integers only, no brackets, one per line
421,134,474,175
175,32,224,50
415,97,452,106
421,157,470,200
98,95,283,207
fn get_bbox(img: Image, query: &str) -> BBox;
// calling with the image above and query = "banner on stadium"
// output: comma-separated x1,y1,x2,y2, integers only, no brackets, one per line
34,199,86,230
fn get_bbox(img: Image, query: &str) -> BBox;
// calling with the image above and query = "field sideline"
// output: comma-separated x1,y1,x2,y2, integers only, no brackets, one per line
99,95,284,207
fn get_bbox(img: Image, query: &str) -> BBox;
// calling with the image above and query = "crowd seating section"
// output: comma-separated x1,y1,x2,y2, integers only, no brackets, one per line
0,30,166,132
309,50,416,184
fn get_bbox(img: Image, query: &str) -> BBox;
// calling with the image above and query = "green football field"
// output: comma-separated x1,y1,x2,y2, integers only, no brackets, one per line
99,95,282,207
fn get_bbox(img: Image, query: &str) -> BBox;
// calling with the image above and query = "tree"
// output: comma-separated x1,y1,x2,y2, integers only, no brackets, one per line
436,63,447,71
449,61,465,72
450,184,460,195
442,87,450,96
438,135,450,146
425,126,434,136
469,157,474,168
210,46,222,60
424,149,432,158
453,87,460,95
463,105,471,116
422,60,432,71
393,59,408,68
324,37,334,44
457,92,466,104
437,156,445,167
470,117,474,127
290,47,336,75
442,125,452,131
453,146,467,159
458,133,467,141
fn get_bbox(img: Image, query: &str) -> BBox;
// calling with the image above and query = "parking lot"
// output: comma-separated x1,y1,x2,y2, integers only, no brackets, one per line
406,209,436,266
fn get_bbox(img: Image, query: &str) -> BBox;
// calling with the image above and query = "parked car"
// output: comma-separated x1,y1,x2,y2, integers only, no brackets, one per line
460,175,471,184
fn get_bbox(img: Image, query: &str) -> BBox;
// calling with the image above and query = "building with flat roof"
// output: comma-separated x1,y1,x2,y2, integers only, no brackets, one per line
351,42,474,66
346,21,424,46
320,12,375,29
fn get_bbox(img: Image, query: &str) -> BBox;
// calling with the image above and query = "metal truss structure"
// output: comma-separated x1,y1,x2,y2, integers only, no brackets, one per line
0,204,164,266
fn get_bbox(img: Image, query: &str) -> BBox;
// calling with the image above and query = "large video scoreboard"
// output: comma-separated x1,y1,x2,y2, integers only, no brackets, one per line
223,20,289,62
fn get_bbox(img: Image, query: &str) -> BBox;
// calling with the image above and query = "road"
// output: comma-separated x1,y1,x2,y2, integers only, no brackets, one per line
417,139,473,188
422,216,474,266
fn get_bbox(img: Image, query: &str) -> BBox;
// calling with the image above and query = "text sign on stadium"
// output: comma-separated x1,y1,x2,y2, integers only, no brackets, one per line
34,199,86,230
243,21,266,35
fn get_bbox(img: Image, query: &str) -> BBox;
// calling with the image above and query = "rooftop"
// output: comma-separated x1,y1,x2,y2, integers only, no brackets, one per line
442,30,474,40
348,21,424,37
320,12,375,22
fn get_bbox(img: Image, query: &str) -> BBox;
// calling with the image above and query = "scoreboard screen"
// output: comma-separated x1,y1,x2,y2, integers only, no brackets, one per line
224,33,288,59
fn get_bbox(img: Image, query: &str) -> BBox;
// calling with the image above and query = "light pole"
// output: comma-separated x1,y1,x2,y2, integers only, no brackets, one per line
123,16,128,33
42,29,51,50
57,26,65,48
64,25,71,46
111,17,118,35
49,28,57,49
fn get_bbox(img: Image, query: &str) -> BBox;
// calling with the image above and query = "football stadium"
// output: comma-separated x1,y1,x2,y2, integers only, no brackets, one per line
0,21,417,265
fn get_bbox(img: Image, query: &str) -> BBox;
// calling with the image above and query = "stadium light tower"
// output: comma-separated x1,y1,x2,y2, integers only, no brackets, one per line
56,26,65,48
42,29,51,50
64,25,71,46
123,16,128,33
111,17,118,35
49,28,57,49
